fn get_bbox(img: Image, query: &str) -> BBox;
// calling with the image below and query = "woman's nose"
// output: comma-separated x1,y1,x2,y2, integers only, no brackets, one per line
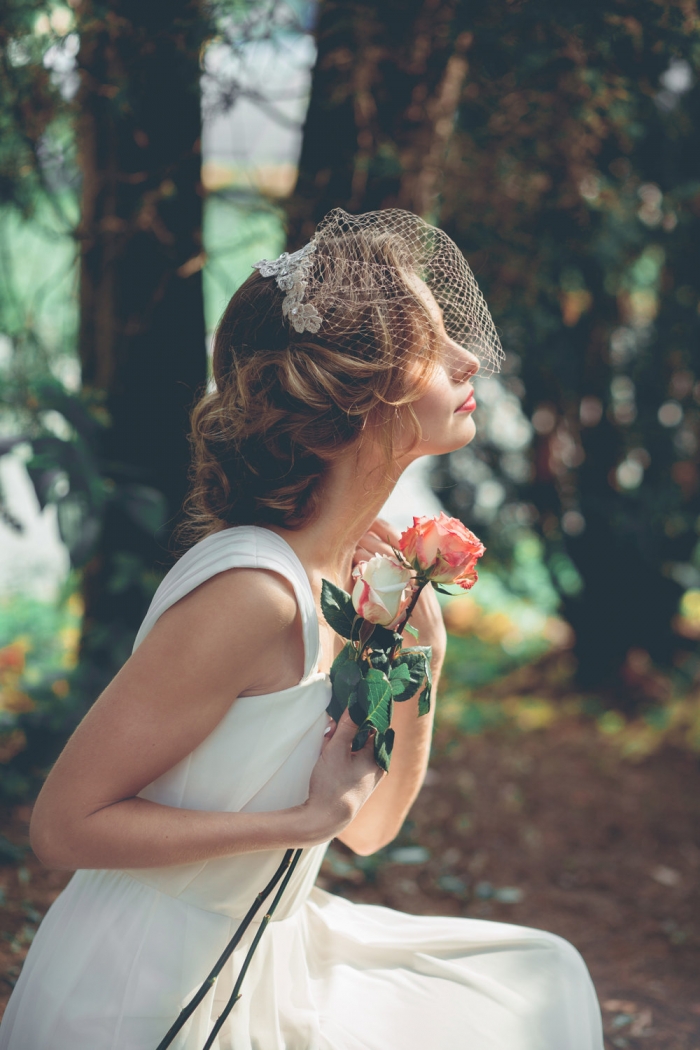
452,345,480,382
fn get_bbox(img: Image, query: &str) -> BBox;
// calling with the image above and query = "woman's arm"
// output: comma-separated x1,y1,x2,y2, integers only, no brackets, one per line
333,518,448,856
30,568,384,871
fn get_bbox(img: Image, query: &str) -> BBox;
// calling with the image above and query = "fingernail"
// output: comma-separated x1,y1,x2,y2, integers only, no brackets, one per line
323,724,333,736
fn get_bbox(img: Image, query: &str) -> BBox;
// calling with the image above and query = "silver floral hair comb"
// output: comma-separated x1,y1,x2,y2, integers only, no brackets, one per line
252,240,322,334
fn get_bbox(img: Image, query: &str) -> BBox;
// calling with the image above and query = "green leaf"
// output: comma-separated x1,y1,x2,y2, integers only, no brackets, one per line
394,642,432,709
332,658,362,707
418,657,433,717
321,579,356,639
348,690,368,726
325,646,358,722
431,582,455,595
390,648,428,701
373,727,395,772
369,649,390,673
403,622,420,639
357,668,394,734
388,661,412,698
327,679,356,723
368,623,403,652
351,724,373,752
329,641,356,683
401,645,432,715
327,643,361,721
326,690,347,722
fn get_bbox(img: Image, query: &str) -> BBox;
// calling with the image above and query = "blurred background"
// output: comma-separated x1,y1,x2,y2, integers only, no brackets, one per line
0,0,699,1043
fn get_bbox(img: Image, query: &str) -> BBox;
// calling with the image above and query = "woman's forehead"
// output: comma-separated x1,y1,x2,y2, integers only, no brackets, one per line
404,272,443,327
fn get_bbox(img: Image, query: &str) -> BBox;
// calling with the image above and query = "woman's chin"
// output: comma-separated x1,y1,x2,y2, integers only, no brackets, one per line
402,415,477,460
446,414,476,451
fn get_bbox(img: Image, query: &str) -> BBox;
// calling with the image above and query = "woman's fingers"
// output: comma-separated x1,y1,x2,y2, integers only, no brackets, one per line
336,708,371,738
321,718,337,749
327,709,362,749
369,517,402,544
352,545,373,565
326,710,381,764
353,517,403,566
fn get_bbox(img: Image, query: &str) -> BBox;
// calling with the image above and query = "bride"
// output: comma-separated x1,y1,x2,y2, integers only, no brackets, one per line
0,209,604,1049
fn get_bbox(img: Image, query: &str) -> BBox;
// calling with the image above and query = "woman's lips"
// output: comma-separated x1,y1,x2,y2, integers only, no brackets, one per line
455,392,477,413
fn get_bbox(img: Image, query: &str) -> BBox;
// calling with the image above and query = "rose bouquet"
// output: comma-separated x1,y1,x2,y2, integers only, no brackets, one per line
321,512,486,771
156,512,485,1048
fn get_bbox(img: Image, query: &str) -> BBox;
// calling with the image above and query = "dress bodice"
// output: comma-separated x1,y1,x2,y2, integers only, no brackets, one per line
125,526,333,921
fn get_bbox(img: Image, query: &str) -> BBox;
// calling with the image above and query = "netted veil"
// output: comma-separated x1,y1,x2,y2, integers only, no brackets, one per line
253,207,504,377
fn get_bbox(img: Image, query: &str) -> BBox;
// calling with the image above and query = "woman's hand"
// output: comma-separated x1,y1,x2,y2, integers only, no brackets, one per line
301,710,386,843
353,517,447,659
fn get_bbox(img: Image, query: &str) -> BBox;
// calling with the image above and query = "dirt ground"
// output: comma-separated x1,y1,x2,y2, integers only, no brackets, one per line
0,715,698,1049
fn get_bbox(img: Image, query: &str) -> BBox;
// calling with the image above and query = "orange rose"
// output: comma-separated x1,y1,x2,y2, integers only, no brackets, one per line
398,512,485,590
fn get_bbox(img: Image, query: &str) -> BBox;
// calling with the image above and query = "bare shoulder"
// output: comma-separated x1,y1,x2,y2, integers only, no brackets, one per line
133,565,303,697
172,565,300,631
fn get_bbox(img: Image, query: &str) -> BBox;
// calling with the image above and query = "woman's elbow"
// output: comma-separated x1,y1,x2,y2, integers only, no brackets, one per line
29,808,78,871
337,821,401,857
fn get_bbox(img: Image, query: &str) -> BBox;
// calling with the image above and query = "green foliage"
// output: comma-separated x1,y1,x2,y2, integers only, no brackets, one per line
0,0,72,214
0,374,169,568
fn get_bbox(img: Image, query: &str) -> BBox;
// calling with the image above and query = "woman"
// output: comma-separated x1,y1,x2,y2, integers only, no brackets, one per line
0,209,604,1049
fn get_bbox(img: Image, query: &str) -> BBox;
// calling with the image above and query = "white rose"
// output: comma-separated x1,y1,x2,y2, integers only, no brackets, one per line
351,554,414,627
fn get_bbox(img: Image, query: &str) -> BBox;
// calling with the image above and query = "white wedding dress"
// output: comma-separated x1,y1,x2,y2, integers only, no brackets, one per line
0,526,604,1049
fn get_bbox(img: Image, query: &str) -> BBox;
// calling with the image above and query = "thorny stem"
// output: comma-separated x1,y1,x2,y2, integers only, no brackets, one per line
154,849,297,1050
201,848,304,1049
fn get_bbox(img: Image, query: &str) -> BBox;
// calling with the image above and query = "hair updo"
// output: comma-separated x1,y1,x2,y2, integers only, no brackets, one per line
173,229,442,553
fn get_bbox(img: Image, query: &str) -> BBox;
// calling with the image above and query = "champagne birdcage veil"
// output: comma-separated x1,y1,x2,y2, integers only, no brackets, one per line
253,207,504,377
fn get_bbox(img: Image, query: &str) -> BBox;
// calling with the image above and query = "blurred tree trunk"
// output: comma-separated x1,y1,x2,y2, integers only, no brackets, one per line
436,0,699,705
286,0,470,247
75,0,209,682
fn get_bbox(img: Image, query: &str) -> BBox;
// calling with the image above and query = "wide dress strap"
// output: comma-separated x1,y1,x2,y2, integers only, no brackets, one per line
131,525,321,681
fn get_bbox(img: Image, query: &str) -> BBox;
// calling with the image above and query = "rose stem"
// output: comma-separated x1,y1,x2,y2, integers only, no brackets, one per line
201,848,304,1049
394,579,428,639
154,848,296,1050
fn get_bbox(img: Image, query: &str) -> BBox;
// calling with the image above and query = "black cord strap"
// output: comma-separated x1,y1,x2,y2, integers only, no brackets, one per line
201,848,304,1049
154,848,298,1050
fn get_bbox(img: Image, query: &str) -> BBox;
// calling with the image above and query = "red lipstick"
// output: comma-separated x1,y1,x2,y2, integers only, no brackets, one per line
456,392,477,413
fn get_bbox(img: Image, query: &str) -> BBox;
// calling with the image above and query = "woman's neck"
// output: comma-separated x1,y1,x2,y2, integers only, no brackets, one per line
264,445,407,595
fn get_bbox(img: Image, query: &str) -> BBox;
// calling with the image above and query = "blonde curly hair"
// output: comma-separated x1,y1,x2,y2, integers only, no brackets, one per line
172,232,442,554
